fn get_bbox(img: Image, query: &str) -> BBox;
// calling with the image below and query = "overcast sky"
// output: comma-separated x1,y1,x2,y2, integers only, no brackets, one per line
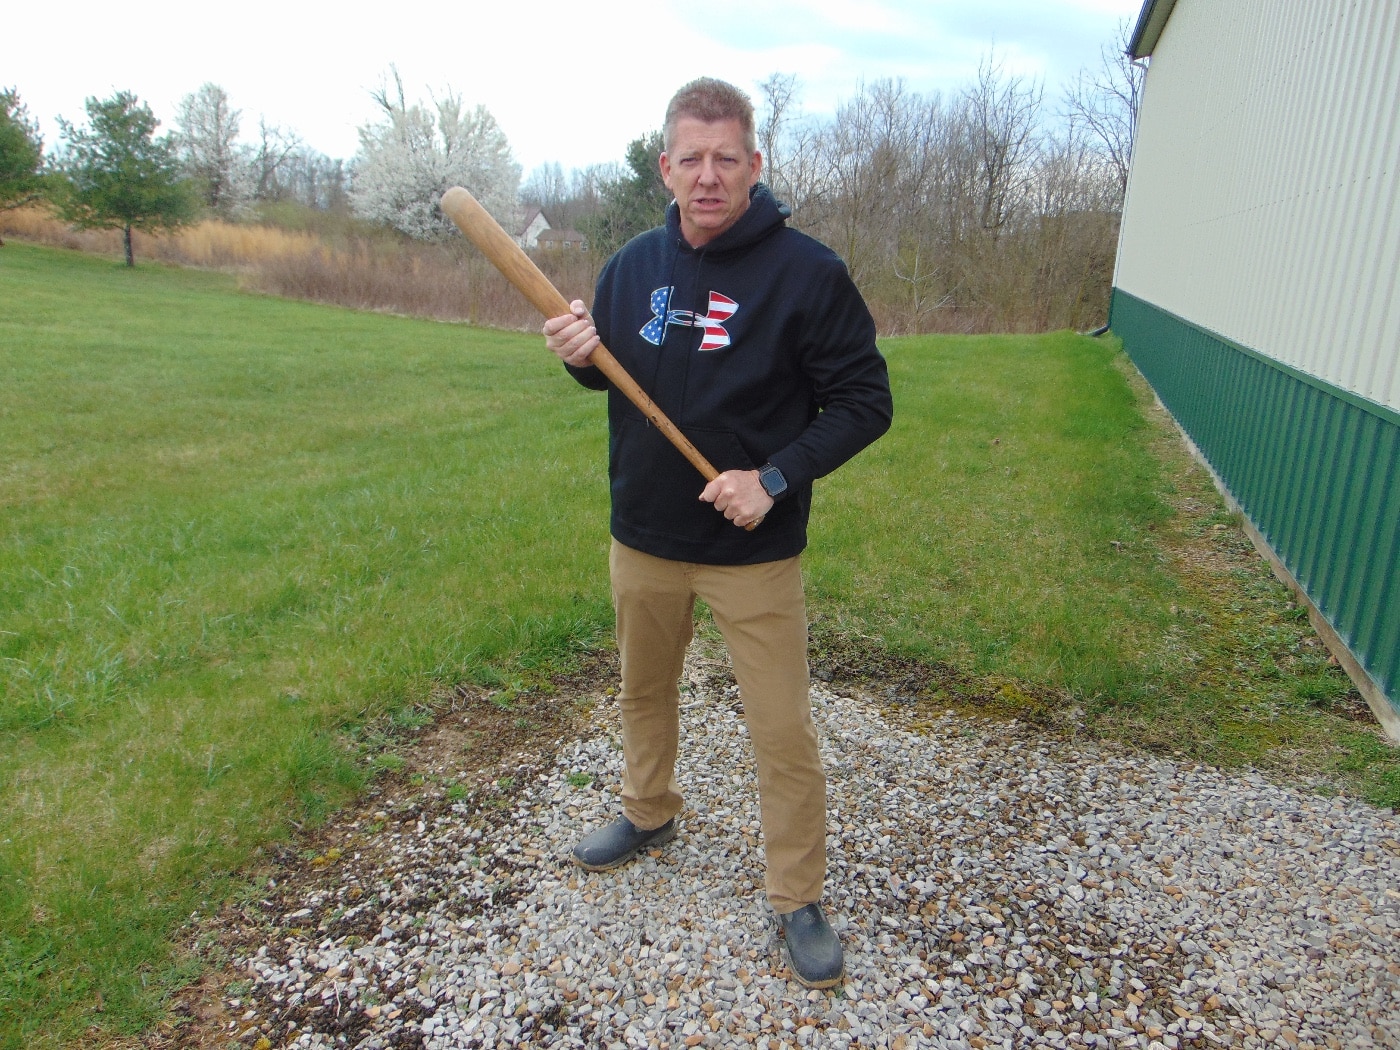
7,0,1144,177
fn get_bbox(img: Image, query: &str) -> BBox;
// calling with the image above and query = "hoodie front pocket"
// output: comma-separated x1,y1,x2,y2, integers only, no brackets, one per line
611,417,758,537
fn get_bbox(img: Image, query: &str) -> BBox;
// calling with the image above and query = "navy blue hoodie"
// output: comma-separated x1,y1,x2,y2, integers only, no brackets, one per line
568,184,893,565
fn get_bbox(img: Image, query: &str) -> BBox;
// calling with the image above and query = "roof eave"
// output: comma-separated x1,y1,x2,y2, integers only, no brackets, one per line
1128,0,1179,58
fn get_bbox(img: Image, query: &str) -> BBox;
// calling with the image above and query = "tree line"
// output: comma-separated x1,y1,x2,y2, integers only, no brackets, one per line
543,43,1142,333
0,30,1140,329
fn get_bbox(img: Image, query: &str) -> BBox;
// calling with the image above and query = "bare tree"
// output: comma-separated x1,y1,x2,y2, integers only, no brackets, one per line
521,161,573,226
887,92,959,332
520,160,621,236
1063,19,1145,205
281,151,350,212
958,53,1043,239
756,73,802,203
1017,125,1122,328
568,165,609,215
251,118,303,202
806,79,931,286
174,83,246,213
516,21,1132,334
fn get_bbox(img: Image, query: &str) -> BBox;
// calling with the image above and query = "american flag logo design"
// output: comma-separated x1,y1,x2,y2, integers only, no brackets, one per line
639,287,739,351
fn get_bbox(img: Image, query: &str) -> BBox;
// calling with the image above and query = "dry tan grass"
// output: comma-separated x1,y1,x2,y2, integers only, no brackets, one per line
2,205,120,253
2,204,1103,334
2,207,319,266
0,206,603,330
5,207,1108,337
155,221,323,268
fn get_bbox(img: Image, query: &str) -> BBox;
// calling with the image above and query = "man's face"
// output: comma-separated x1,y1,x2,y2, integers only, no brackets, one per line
660,116,762,248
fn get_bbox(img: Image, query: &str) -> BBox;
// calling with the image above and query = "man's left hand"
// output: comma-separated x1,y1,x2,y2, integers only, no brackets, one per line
700,470,775,529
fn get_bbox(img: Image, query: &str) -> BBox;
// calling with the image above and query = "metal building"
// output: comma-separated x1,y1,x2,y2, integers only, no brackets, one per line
1110,0,1400,738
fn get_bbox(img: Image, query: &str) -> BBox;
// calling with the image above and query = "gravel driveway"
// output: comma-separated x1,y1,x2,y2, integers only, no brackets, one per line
196,660,1399,1050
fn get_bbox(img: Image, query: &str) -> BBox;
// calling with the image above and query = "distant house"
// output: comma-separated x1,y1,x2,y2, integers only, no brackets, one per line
1111,0,1400,739
536,227,588,252
517,207,550,249
516,207,587,252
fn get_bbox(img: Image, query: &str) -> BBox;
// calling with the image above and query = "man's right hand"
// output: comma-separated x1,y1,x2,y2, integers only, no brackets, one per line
543,300,600,368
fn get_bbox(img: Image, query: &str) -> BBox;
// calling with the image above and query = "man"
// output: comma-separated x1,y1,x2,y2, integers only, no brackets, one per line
542,77,892,988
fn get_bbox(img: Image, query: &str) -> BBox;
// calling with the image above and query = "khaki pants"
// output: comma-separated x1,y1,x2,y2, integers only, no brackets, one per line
608,539,825,913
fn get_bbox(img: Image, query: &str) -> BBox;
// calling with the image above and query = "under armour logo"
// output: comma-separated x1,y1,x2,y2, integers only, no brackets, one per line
640,287,738,351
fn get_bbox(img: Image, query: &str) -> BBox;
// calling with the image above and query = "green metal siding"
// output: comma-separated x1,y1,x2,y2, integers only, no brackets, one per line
1110,288,1400,716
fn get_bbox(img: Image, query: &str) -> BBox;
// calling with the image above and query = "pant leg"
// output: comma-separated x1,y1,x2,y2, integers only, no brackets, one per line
696,556,825,913
609,540,694,831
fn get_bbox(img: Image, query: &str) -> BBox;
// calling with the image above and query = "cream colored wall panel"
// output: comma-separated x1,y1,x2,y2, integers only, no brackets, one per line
1115,0,1400,412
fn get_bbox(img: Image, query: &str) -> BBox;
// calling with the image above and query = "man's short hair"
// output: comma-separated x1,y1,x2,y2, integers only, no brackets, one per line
664,78,757,154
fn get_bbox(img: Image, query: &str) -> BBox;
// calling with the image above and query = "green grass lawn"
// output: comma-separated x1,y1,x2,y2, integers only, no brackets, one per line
1,242,1394,1047
810,332,1391,783
811,328,1174,695
1,245,615,1046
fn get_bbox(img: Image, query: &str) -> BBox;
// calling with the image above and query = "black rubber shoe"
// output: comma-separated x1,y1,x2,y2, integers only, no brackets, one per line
573,816,677,871
778,903,844,988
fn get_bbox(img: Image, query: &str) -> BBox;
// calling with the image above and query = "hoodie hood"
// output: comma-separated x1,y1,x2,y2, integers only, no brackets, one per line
664,183,793,258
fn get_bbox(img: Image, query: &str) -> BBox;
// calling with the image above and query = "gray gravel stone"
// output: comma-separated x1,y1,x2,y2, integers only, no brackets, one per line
225,663,1400,1049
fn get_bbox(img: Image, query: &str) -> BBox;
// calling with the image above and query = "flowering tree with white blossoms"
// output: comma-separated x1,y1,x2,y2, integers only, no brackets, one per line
351,70,520,240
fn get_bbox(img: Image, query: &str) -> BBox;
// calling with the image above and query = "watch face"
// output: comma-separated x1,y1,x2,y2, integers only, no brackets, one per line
760,464,787,497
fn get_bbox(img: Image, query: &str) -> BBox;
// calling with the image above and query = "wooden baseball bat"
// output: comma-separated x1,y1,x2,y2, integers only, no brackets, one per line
439,185,762,529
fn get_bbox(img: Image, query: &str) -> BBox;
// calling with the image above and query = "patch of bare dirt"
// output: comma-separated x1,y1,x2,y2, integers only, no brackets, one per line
138,659,615,1050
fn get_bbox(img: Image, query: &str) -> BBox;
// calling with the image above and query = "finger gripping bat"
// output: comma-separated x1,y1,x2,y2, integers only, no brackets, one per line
439,185,761,530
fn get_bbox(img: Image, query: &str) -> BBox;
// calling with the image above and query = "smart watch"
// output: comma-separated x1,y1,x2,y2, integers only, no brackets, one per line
758,462,788,501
